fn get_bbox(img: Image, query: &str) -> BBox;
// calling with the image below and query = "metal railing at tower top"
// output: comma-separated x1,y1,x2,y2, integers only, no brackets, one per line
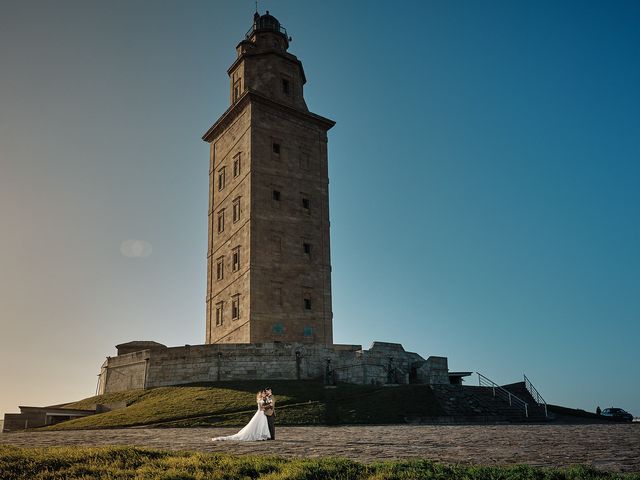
524,374,548,417
477,372,529,418
246,23,288,40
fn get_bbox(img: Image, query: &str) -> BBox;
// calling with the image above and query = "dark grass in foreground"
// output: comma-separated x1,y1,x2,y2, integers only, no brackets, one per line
1,446,638,480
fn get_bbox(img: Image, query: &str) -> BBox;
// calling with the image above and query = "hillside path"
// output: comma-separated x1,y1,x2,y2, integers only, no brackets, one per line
2,424,639,473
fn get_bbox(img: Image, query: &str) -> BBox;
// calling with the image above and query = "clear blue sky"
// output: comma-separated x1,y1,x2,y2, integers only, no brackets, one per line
1,0,638,418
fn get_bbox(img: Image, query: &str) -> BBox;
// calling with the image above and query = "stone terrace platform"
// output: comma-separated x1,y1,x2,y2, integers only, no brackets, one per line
2,424,639,473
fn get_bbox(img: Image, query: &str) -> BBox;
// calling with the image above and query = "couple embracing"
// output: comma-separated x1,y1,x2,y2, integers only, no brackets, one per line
212,387,276,441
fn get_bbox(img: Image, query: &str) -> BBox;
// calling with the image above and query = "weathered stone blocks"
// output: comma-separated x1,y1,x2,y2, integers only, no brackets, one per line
98,341,448,394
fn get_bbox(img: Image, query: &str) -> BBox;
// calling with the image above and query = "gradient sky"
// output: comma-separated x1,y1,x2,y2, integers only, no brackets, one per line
1,0,639,419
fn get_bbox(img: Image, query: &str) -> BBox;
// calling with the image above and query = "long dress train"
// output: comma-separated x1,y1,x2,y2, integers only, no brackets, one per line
211,403,271,441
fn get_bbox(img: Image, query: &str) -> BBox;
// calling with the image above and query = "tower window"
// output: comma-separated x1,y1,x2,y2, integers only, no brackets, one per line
217,209,225,233
233,77,242,102
282,78,290,96
218,167,226,191
303,326,313,337
233,153,241,177
303,242,311,255
302,197,310,211
232,294,240,320
232,246,240,271
302,287,313,311
272,143,281,155
232,197,241,223
272,190,281,201
215,302,224,326
216,256,224,280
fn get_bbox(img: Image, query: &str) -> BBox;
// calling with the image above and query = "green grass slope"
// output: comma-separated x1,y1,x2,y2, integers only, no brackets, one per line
1,446,637,480
46,381,442,430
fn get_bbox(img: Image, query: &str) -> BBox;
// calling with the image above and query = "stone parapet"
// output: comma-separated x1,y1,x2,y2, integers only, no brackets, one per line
99,349,151,393
98,341,449,394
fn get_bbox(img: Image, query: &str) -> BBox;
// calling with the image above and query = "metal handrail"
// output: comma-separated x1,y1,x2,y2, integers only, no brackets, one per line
524,374,548,417
245,23,288,39
477,372,528,418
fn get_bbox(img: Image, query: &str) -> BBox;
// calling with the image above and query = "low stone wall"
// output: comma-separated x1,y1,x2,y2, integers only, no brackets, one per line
2,407,97,432
3,414,29,432
98,341,449,394
100,350,150,394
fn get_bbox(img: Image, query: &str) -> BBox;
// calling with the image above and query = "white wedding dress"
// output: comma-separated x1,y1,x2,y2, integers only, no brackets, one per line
211,402,271,441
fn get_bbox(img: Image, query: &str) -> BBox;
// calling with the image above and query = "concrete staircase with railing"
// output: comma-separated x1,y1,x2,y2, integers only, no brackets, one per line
502,381,550,420
425,374,551,423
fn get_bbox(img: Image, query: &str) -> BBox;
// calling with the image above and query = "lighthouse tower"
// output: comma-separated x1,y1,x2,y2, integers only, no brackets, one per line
203,11,335,346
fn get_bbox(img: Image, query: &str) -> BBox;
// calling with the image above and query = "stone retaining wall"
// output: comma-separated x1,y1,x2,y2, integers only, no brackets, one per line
100,350,150,394
98,341,449,394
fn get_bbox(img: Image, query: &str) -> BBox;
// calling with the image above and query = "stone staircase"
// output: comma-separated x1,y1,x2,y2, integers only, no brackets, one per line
428,381,550,423
502,381,550,420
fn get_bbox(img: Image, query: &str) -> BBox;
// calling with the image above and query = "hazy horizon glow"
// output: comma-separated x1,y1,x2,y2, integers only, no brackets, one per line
1,0,638,418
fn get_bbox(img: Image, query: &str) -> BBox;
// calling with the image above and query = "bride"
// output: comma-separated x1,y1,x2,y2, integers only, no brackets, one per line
211,390,271,441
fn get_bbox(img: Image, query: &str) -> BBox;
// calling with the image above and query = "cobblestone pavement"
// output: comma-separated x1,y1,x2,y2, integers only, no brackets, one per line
2,424,639,473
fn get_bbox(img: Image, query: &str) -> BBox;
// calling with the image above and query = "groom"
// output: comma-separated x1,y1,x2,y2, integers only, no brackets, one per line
261,387,276,440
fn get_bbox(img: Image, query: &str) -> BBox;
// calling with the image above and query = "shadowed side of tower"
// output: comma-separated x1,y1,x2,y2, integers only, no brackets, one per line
203,11,335,346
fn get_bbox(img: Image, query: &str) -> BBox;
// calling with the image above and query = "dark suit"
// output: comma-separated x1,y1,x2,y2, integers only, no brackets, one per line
264,396,275,440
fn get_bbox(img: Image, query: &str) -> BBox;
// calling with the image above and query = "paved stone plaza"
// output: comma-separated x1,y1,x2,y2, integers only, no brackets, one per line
2,424,638,473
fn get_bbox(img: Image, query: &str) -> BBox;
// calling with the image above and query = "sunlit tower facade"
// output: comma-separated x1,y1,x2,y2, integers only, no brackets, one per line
203,11,335,346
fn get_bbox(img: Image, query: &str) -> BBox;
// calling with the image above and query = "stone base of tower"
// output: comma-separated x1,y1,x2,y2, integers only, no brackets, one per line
97,341,449,395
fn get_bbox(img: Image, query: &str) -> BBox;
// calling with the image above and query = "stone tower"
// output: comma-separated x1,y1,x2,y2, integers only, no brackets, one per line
203,11,335,346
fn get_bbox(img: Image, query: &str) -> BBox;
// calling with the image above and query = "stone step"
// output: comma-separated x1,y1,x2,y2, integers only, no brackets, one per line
430,383,549,422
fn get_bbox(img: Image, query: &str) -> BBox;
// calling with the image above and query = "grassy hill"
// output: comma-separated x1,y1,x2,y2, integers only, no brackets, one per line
45,381,443,430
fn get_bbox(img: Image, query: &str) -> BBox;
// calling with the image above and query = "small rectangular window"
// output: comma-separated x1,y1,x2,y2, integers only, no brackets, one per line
302,197,310,211
232,197,241,223
303,242,311,255
216,256,224,280
215,302,224,326
217,209,225,233
232,246,240,271
233,153,241,177
232,295,240,320
217,167,226,191
233,78,242,102
272,190,281,201
282,78,290,95
272,143,281,155
302,287,313,311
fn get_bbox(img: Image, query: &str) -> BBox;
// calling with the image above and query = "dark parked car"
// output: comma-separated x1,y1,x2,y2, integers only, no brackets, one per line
601,407,633,422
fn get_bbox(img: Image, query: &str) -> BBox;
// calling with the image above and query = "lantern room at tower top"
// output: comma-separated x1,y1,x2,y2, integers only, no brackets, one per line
223,10,310,112
246,10,290,46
